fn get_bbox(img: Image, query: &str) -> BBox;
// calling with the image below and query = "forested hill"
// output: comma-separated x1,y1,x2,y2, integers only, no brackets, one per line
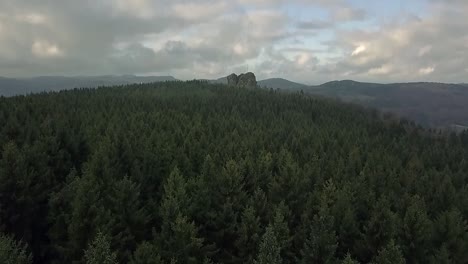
306,80,468,128
1,81,468,264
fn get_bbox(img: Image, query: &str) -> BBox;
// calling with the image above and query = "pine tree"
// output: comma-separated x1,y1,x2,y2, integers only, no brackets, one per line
432,209,468,263
342,253,359,264
254,226,282,264
401,196,431,263
0,234,32,264
371,240,405,264
0,143,29,238
130,241,164,264
67,170,111,262
363,196,398,259
235,206,261,263
429,246,451,264
160,167,189,238
84,232,118,264
159,168,204,263
301,211,337,264
164,215,204,264
107,176,149,263
271,203,292,262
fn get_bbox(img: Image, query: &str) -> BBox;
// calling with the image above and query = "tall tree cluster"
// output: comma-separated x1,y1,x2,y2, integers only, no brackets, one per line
0,81,467,263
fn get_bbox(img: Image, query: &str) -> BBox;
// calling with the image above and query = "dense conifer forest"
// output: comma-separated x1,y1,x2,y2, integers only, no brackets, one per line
1,81,468,264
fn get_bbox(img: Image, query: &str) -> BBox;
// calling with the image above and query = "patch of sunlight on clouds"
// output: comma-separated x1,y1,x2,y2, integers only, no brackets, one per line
419,66,435,75
32,40,63,58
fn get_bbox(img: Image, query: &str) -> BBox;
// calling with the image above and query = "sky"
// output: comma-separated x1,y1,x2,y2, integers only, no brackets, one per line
0,0,467,84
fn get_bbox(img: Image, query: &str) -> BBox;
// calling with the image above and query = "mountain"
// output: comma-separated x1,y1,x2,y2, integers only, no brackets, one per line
306,81,468,128
3,74,468,129
210,76,228,84
255,77,468,128
258,78,310,90
211,76,309,90
0,75,177,96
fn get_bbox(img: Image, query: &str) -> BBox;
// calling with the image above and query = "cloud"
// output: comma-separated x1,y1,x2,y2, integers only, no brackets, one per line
172,1,230,21
351,45,367,56
331,7,366,22
320,1,468,83
32,40,63,58
297,20,334,30
419,66,435,75
368,64,393,75
418,45,432,57
0,0,466,83
16,13,48,25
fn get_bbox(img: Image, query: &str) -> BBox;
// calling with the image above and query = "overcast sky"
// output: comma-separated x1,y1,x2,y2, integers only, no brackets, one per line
0,0,467,83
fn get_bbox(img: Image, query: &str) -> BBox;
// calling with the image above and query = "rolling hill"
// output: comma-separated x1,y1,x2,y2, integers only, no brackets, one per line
305,81,468,128
2,74,467,128
258,79,468,128
257,78,310,90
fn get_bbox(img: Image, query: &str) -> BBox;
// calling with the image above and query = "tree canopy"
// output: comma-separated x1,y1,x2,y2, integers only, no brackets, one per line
0,81,467,263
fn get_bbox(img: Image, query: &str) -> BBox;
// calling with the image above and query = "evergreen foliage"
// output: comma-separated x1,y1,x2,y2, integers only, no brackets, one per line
0,81,467,263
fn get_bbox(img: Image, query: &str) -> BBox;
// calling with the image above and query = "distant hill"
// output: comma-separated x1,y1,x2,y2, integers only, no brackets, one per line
2,74,468,129
258,78,310,90
210,77,228,84
211,76,309,90
306,81,468,128
212,76,468,128
0,75,177,96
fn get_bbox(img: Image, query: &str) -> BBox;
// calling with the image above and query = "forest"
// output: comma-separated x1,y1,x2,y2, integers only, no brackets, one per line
1,81,468,264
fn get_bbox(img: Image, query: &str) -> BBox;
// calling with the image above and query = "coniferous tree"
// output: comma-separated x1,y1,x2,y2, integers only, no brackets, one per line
0,79,467,264
429,246,451,264
0,143,29,239
235,206,261,264
362,196,398,260
254,226,282,264
164,215,204,264
371,240,405,264
67,170,111,262
160,167,190,232
342,253,359,264
271,203,293,263
400,196,431,264
301,211,337,264
107,176,148,263
130,242,163,264
432,209,468,263
84,232,118,264
159,168,204,263
0,234,32,264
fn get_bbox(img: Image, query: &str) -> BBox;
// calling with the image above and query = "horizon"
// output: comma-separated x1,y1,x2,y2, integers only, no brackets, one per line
0,0,467,83
1,74,466,86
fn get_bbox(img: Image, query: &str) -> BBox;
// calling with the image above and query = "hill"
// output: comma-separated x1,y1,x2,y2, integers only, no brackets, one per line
258,78,310,90
211,76,309,90
2,75,467,129
306,81,468,128
0,75,177,96
259,78,468,128
0,81,467,263
210,76,228,84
